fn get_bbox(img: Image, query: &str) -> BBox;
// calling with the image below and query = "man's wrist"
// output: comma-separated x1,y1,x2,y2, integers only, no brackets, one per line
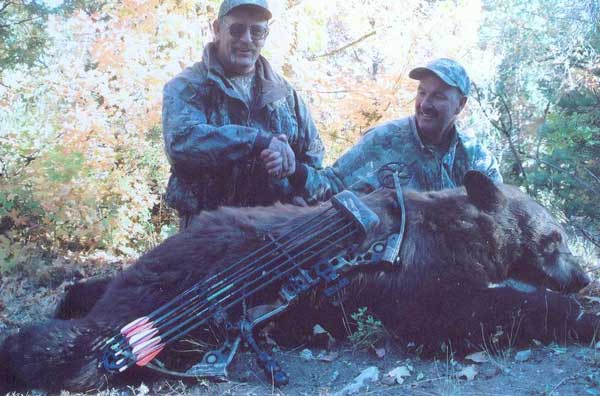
288,161,308,190
253,131,273,155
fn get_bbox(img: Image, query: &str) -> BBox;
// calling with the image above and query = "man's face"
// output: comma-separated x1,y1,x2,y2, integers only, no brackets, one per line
213,7,269,75
414,74,467,145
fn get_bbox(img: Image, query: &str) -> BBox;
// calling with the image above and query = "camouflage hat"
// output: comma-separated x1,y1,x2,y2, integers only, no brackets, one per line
218,0,272,20
409,58,471,96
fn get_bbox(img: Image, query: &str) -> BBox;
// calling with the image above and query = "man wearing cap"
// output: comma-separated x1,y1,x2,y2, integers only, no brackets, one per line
162,0,324,227
286,58,502,200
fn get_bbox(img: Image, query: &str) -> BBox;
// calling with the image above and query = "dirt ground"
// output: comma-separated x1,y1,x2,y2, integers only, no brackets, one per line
2,256,600,396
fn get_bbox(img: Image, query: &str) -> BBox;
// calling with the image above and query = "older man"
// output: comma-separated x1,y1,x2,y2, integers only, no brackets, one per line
162,0,324,227
285,58,502,200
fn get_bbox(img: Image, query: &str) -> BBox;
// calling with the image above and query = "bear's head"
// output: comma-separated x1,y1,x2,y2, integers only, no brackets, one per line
464,171,590,293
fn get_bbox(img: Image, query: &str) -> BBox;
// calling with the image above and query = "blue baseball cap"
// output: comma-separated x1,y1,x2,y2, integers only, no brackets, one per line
218,0,272,20
409,58,471,96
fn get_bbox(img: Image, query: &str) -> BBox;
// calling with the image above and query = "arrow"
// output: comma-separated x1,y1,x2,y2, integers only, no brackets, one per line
121,316,150,336
135,344,165,367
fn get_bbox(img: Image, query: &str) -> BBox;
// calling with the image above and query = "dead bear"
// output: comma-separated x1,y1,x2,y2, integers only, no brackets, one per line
0,171,596,392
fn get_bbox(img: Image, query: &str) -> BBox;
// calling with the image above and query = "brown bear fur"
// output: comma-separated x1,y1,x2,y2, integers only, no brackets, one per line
0,171,596,392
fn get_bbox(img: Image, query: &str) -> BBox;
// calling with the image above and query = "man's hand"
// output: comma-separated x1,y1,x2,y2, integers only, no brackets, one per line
260,134,296,178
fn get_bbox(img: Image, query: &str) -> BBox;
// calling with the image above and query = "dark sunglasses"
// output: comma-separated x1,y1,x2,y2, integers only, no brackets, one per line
226,22,269,41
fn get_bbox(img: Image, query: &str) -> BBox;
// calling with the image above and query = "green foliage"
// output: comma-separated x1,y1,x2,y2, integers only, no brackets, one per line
475,0,600,248
476,0,599,186
529,89,600,243
348,307,388,350
44,149,87,183
0,0,49,69
0,235,20,273
0,0,101,70
0,186,44,274
0,84,175,260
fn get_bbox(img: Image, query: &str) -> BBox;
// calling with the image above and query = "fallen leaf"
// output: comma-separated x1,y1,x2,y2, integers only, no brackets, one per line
465,351,489,363
135,383,149,396
317,351,339,362
514,349,531,362
332,367,379,396
457,365,478,381
300,349,314,361
549,344,567,354
384,365,412,384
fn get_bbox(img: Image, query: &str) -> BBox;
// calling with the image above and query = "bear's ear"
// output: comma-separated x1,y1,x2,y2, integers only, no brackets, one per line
464,170,507,212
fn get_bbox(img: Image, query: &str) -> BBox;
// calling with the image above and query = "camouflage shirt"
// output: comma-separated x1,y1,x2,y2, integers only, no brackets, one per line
162,43,325,216
291,116,502,201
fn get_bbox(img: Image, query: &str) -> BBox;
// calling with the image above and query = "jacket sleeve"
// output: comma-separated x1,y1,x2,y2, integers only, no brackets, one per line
291,128,388,202
162,78,273,170
469,143,503,184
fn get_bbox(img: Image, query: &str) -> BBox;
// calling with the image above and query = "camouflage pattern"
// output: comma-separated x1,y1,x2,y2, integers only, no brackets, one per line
162,43,324,216
218,0,272,20
409,58,471,96
298,116,502,202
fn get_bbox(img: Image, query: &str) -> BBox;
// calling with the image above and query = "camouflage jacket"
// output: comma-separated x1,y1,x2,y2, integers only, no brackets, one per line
162,44,324,216
291,116,502,201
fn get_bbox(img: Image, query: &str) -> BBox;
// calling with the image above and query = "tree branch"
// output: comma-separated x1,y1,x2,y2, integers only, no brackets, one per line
472,84,505,133
529,156,600,195
0,156,7,179
0,1,14,15
497,96,523,183
569,222,600,249
308,31,376,60
533,101,552,195
496,92,513,133
0,15,45,29
472,83,529,190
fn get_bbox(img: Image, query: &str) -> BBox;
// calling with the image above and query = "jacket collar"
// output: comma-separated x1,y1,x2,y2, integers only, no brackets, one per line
409,115,460,156
202,43,288,109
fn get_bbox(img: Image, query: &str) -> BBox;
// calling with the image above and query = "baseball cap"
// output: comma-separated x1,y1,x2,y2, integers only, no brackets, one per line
218,0,272,20
409,58,471,96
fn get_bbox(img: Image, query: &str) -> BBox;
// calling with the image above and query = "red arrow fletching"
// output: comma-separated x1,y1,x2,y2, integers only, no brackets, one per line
136,344,164,367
